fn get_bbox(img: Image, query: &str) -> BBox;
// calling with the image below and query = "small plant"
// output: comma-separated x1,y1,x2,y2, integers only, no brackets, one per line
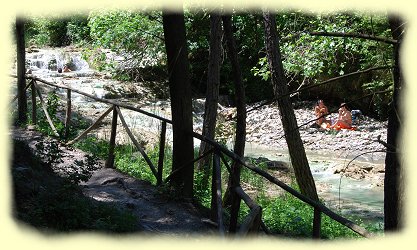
34,139,64,167
73,135,110,160
32,90,66,138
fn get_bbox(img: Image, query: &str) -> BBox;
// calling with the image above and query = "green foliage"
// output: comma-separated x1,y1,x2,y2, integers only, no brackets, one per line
114,144,159,184
260,192,358,238
73,135,110,160
248,11,394,118
25,14,91,47
12,138,136,233
86,9,165,78
33,91,65,138
193,169,212,208
66,14,91,45
252,12,392,82
81,47,111,72
25,16,70,47
240,159,267,195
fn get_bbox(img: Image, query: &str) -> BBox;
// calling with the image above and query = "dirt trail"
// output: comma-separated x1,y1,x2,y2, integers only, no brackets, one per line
11,127,216,236
82,168,216,235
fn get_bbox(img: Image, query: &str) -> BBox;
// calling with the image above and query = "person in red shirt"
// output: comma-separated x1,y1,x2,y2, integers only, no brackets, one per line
331,103,352,130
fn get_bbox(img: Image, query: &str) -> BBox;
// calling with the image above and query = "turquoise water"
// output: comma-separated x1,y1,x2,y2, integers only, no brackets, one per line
243,142,384,224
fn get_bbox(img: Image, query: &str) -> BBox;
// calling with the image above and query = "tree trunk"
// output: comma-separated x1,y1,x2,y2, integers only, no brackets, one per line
162,11,194,199
262,12,319,201
384,15,404,231
198,13,222,188
16,17,27,125
221,15,247,232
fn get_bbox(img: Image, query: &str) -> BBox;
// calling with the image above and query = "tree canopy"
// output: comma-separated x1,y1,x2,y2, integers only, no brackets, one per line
24,10,394,118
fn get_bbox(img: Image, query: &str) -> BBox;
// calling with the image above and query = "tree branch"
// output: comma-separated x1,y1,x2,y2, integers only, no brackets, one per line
282,31,397,45
309,31,397,44
375,134,397,152
244,65,393,115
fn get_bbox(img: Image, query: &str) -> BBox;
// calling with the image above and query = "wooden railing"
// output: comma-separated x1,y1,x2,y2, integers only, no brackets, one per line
11,75,372,238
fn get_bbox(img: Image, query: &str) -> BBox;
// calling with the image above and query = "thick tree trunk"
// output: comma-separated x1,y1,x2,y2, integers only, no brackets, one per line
221,15,247,232
162,11,194,199
198,13,222,188
384,15,404,231
263,12,319,201
222,15,246,178
16,17,27,125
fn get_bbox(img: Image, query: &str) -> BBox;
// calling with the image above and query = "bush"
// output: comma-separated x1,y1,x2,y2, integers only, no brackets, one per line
12,140,137,233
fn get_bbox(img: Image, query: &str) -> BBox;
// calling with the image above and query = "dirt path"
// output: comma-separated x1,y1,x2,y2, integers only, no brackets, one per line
82,168,216,235
11,127,216,236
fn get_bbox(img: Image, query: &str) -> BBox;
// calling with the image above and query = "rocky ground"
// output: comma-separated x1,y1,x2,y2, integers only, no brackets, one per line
213,100,387,189
217,100,387,161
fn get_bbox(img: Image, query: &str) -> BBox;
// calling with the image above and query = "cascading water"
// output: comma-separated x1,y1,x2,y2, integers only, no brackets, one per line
27,48,91,74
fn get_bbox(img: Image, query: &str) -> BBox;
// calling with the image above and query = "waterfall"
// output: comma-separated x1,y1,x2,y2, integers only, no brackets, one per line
27,48,91,73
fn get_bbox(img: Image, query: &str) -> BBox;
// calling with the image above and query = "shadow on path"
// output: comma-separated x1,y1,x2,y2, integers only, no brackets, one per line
11,127,216,236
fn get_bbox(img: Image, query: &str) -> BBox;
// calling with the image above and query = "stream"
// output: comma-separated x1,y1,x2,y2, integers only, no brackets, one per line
244,143,384,224
19,48,384,226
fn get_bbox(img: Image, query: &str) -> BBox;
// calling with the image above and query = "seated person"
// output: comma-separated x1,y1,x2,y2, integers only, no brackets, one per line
314,99,330,127
351,109,362,123
63,65,72,72
331,103,352,130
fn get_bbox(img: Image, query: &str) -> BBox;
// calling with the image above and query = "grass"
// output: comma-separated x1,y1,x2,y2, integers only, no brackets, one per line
17,94,383,238
73,133,382,238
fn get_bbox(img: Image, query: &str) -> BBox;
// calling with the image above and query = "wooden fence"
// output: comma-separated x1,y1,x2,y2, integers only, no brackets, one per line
11,75,372,238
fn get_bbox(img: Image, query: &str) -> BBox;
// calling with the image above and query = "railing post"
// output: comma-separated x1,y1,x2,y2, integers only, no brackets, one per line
211,150,225,235
312,207,322,239
30,80,37,125
157,121,167,185
32,81,59,137
105,105,118,168
16,18,27,125
229,159,242,233
64,88,71,139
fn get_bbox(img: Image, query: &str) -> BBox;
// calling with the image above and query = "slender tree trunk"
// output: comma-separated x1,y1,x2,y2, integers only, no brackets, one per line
198,13,222,188
384,15,404,231
262,12,319,201
16,17,27,125
162,11,194,199
221,15,247,232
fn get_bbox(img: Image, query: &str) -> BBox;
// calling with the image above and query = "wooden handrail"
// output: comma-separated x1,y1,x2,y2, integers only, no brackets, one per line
66,105,113,145
234,186,258,210
115,106,158,178
211,151,225,235
64,88,72,138
30,80,37,125
18,75,173,124
32,81,59,137
192,132,372,238
11,74,372,238
105,106,118,168
11,79,33,103
237,206,262,236
164,148,214,183
157,121,167,185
